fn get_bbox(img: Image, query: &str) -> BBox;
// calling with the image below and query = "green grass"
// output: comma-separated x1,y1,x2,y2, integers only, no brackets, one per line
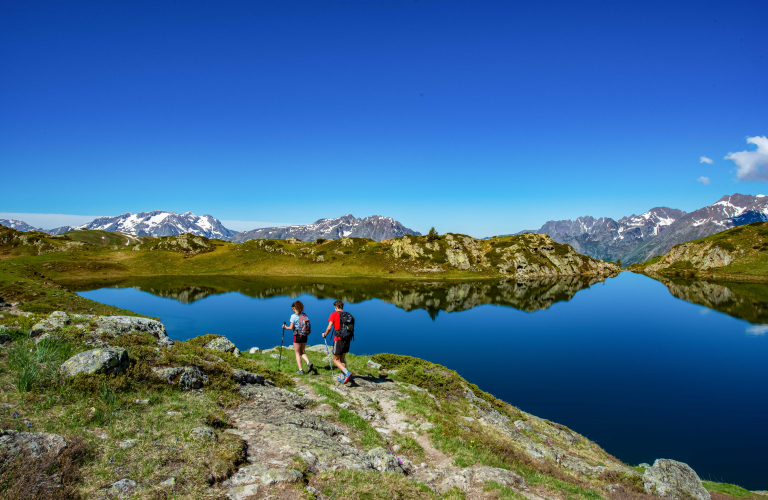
702,481,759,498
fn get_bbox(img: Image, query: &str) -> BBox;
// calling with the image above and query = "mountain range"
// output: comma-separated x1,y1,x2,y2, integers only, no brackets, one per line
229,214,421,242
519,193,768,265
0,212,420,243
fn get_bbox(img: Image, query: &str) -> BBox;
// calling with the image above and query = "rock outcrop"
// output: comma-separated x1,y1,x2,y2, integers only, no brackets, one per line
152,366,209,390
643,459,710,500
60,347,129,376
94,315,174,347
0,429,67,458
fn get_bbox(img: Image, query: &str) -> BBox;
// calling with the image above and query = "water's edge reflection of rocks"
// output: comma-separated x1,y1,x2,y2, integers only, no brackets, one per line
64,275,612,316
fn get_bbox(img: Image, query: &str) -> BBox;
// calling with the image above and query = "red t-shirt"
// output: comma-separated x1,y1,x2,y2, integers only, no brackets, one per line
328,312,341,341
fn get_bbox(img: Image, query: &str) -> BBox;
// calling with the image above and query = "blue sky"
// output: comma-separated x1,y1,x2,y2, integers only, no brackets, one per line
1,0,767,236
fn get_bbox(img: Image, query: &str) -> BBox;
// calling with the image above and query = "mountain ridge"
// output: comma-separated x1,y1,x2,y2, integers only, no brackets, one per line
517,194,768,265
0,212,420,242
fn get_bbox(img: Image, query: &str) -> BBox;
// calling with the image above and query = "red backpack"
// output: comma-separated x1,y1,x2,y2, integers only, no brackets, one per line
298,313,311,336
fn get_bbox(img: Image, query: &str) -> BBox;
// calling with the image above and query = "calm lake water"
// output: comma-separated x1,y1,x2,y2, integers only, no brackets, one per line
74,272,768,490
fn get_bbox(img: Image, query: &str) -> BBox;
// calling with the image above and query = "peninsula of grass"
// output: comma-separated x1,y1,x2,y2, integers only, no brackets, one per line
628,222,768,281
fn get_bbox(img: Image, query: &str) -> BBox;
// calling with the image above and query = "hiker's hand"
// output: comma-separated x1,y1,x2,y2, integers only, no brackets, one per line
322,332,327,338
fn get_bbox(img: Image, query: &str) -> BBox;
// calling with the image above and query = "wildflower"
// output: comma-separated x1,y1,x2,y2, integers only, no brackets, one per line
28,423,34,428
12,412,18,419
110,457,114,464
176,437,179,442
154,440,158,445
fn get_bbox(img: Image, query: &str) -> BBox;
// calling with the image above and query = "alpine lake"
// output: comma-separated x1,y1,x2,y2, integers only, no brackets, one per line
68,272,768,490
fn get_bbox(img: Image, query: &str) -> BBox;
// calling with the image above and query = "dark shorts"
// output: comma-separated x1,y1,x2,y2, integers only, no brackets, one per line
294,335,308,344
333,338,350,356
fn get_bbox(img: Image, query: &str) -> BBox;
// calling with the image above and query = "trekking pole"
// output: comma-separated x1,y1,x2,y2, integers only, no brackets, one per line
323,333,334,380
279,323,286,371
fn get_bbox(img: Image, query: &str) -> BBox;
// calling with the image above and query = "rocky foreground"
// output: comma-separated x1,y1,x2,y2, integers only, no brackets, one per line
0,310,760,499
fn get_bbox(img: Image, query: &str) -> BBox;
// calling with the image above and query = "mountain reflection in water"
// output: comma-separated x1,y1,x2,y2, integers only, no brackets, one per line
652,276,768,324
65,275,610,317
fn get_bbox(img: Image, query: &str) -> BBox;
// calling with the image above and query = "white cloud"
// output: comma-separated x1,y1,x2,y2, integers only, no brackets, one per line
724,136,768,182
220,220,300,231
700,156,713,164
746,325,768,336
696,176,710,185
0,213,102,230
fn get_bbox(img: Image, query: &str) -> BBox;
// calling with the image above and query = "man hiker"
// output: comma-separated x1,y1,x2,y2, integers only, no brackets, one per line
282,300,314,375
322,299,353,384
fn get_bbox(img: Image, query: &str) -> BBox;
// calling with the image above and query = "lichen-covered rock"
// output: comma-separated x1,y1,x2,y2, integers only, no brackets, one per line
60,347,129,377
367,360,382,370
203,336,237,353
643,459,710,500
95,478,138,499
232,369,264,385
367,447,413,474
0,429,67,458
473,465,526,488
94,316,173,347
191,426,217,441
30,311,71,335
153,366,209,390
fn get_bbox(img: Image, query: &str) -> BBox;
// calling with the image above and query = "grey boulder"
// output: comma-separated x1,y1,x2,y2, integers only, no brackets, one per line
643,459,710,500
31,311,71,335
232,369,264,385
203,336,237,353
0,429,67,458
191,426,217,441
60,347,129,377
367,447,414,474
96,478,138,499
473,465,526,488
153,366,209,390
95,316,173,347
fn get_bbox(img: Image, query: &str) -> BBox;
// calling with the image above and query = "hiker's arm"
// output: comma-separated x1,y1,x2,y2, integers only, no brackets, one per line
322,321,333,337
284,322,294,330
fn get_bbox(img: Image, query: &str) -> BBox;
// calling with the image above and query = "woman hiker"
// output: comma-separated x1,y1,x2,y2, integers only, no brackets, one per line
282,300,314,375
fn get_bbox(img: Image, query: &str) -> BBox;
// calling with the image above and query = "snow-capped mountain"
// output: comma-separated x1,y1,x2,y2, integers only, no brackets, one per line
519,194,768,265
0,219,42,232
624,194,768,264
230,214,421,243
517,208,686,263
75,211,238,239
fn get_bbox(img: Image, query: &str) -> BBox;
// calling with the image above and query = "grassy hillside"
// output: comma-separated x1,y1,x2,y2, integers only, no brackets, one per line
628,222,768,280
0,227,619,314
3,311,761,499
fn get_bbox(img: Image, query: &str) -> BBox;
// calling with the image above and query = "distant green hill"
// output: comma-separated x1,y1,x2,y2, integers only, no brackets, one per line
0,226,619,314
628,221,768,280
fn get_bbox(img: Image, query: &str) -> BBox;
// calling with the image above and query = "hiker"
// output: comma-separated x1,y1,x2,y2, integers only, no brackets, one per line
282,300,313,375
322,299,354,384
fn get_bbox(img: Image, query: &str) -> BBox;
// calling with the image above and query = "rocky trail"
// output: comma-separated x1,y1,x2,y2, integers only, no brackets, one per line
221,371,556,500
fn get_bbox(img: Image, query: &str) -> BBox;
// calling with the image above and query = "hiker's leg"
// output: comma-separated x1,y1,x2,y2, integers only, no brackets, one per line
332,354,346,372
294,344,303,370
340,352,347,371
298,343,310,364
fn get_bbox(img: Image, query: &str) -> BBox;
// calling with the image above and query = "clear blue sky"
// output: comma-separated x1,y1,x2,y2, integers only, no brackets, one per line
1,0,767,236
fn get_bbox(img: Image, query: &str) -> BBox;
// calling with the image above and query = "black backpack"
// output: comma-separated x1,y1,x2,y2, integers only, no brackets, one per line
337,311,355,341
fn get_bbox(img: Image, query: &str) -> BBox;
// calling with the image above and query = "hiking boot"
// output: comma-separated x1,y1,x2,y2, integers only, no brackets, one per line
306,362,314,374
342,372,353,385
336,375,345,384
295,369,304,375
